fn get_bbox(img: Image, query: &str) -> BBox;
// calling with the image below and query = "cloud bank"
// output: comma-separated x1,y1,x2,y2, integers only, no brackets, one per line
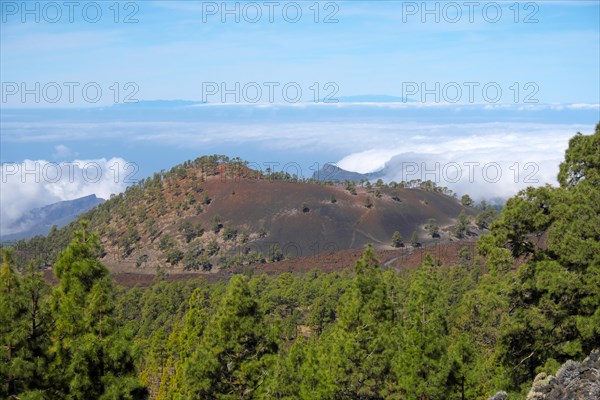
1,104,596,228
1,158,131,236
336,127,577,200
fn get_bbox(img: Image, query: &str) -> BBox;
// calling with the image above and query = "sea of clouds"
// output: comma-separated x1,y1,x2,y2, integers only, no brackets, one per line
1,103,597,236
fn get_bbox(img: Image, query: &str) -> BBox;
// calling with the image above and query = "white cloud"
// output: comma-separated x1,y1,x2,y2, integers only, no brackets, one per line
52,144,76,159
334,150,396,174
567,103,600,110
0,158,131,236
336,126,581,200
1,110,594,207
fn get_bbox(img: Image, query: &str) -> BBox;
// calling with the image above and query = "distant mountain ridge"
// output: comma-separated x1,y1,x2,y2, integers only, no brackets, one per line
311,163,383,182
1,194,105,241
112,96,416,107
335,95,416,103
113,100,206,108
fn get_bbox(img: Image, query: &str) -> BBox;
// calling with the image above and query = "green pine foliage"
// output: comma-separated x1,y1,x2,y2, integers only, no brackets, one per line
396,255,451,398
0,126,597,399
48,224,147,399
391,231,403,247
182,275,278,398
319,246,397,398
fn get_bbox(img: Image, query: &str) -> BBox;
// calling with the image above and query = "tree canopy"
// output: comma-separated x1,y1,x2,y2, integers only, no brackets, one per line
1,126,598,399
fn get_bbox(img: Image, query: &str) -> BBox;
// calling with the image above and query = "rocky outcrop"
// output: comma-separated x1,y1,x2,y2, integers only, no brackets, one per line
526,350,600,400
487,391,508,400
487,350,599,400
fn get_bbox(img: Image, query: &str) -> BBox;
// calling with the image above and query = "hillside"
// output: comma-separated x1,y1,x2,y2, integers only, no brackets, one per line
12,155,479,274
2,126,598,400
97,157,479,273
0,194,105,241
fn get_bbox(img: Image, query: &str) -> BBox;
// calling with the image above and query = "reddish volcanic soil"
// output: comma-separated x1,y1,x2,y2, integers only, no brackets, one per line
100,175,477,274
44,240,481,288
41,171,483,286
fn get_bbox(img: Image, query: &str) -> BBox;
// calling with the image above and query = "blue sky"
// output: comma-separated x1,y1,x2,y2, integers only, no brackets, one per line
1,1,599,105
1,1,599,235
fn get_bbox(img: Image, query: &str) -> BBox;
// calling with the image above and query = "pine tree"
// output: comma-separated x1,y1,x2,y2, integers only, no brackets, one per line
0,248,26,397
49,224,147,399
480,125,600,390
395,255,450,399
183,275,277,399
264,336,308,398
319,245,397,398
426,218,440,237
461,194,474,207
410,231,420,247
455,210,470,238
0,251,51,398
474,201,498,229
391,231,404,248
